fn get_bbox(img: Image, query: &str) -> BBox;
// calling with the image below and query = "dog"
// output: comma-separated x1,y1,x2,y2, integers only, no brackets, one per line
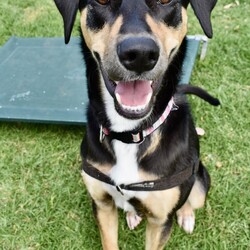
54,0,218,249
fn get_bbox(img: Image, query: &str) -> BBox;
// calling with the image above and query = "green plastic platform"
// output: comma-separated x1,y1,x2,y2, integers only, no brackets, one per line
0,36,207,125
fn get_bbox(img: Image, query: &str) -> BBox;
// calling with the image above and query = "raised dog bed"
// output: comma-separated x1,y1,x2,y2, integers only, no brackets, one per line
0,36,207,125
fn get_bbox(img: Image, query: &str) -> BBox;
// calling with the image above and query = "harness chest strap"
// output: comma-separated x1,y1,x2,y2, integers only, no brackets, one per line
82,160,199,193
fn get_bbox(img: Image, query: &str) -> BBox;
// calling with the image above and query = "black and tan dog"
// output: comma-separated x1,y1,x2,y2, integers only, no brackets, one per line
54,0,218,249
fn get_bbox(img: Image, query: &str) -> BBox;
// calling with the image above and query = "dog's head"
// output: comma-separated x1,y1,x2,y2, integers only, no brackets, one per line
55,0,217,121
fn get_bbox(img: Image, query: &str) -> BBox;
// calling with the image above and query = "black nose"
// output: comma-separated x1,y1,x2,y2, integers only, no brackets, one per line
117,37,159,74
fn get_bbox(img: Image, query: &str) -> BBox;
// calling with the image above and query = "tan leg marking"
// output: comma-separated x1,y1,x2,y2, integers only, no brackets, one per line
177,179,206,234
143,187,180,250
188,178,207,209
82,170,119,250
146,223,166,250
96,200,119,250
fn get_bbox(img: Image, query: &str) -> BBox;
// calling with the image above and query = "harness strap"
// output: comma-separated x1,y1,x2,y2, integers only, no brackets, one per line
82,160,199,193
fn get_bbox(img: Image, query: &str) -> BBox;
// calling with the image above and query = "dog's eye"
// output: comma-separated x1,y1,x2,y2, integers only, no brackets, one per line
96,0,110,5
157,0,172,4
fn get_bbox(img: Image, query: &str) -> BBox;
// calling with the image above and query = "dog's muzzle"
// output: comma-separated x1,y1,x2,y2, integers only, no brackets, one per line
100,36,163,119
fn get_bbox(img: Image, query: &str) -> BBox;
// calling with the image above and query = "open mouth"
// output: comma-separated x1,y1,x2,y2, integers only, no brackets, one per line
100,66,156,119
114,80,153,118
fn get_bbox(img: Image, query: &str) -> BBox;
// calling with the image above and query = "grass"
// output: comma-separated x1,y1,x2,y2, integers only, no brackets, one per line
0,0,249,249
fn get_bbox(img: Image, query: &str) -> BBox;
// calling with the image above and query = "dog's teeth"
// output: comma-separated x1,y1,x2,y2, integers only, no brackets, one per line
146,93,152,104
123,105,146,112
115,93,121,103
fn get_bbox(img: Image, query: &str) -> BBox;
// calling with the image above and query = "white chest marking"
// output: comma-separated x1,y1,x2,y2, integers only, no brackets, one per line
104,141,147,212
100,78,147,211
110,141,139,185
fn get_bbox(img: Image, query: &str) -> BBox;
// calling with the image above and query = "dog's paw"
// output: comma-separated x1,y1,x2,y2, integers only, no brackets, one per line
176,210,195,234
126,212,142,230
196,127,205,136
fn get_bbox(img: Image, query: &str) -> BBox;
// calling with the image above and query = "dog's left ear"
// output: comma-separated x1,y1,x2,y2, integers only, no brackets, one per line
189,0,217,38
54,0,79,44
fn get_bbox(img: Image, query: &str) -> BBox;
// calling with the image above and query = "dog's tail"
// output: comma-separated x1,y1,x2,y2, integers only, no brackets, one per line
177,84,220,106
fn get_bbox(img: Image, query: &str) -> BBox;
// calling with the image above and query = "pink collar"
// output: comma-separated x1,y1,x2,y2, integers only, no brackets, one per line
100,97,178,144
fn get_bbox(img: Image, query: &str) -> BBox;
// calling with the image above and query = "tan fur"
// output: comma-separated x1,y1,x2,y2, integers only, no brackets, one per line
145,7,188,59
146,223,166,250
144,187,180,223
188,178,206,209
96,200,119,250
177,201,194,219
86,159,112,175
138,169,159,182
81,171,119,250
80,9,123,59
81,170,106,204
140,131,162,161
144,187,180,249
80,9,109,56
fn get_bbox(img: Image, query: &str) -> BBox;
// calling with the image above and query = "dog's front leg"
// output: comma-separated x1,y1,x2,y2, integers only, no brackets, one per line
92,198,119,250
82,172,119,250
145,216,173,250
143,188,180,250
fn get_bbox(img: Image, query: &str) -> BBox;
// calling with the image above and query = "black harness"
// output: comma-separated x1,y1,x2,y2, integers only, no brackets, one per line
82,160,199,195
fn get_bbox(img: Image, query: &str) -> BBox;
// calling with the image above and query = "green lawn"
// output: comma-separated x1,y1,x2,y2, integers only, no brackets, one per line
0,0,249,249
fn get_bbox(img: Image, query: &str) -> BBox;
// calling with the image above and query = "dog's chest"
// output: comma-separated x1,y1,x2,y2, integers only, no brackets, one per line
103,141,147,212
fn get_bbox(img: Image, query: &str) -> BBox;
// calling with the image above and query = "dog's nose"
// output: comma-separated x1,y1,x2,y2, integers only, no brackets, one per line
117,37,159,74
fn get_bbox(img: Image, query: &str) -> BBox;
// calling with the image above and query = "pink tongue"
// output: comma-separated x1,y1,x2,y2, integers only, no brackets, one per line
115,80,152,107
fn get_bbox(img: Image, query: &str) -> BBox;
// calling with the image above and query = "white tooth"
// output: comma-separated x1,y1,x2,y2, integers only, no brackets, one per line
115,93,121,103
146,93,152,104
122,104,147,112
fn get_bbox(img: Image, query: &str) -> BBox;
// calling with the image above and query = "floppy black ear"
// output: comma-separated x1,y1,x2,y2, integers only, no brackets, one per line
54,0,79,44
190,0,217,38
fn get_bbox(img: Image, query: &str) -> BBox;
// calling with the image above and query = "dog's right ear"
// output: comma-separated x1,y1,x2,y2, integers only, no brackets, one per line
54,0,79,44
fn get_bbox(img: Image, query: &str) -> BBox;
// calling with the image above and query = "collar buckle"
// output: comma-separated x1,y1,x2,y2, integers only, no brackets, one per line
131,131,145,144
